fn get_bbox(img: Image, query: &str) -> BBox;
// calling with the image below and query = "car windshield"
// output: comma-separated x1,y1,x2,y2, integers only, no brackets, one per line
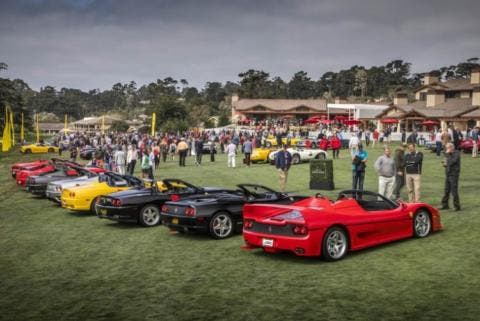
337,190,399,211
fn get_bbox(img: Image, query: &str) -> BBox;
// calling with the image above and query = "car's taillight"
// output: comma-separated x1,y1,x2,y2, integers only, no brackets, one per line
292,225,308,235
161,205,168,213
185,207,196,216
244,219,254,229
111,199,122,207
170,194,180,201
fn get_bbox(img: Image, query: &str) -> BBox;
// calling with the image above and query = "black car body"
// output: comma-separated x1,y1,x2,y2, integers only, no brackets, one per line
160,184,308,239
25,164,97,196
95,179,235,227
80,147,99,160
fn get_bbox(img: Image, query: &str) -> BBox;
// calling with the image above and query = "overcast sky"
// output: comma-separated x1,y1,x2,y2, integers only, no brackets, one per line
1,0,479,91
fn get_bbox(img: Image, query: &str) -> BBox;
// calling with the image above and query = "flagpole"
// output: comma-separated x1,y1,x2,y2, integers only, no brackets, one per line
21,112,24,142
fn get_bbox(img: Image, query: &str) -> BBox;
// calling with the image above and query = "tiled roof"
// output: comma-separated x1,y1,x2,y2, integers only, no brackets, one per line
233,99,327,111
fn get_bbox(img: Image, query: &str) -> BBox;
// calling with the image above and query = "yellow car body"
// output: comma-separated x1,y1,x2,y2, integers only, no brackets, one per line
251,147,275,163
61,178,176,212
265,137,300,148
20,144,59,154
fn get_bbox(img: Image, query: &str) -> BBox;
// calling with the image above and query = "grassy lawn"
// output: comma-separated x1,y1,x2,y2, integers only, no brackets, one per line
1,145,479,321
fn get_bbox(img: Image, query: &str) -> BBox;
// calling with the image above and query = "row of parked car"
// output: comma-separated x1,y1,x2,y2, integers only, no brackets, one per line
11,157,443,261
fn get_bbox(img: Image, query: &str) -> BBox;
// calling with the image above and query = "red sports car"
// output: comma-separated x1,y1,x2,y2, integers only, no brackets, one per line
459,139,474,153
11,160,50,178
243,190,442,261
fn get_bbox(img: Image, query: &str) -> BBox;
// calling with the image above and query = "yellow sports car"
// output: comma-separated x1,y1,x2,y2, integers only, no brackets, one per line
251,147,276,163
265,137,300,148
20,143,59,154
61,173,143,213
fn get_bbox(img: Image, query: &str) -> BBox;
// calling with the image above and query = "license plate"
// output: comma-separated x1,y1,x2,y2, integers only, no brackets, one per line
172,218,179,225
262,238,274,247
100,209,107,216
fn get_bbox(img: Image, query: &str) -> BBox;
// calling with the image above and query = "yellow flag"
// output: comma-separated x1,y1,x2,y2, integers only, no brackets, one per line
151,112,156,136
20,112,24,142
102,115,105,134
36,113,40,143
2,106,11,152
9,107,14,145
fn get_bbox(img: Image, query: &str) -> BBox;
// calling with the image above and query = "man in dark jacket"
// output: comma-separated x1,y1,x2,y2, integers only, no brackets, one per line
405,144,423,202
275,145,292,192
440,143,461,211
392,143,406,200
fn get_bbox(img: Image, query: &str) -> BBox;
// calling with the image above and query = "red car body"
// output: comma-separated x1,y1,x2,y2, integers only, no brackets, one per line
11,160,50,178
243,190,442,260
16,160,105,186
459,139,474,153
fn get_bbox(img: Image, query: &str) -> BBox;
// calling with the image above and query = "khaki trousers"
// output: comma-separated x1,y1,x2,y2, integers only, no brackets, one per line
378,176,395,199
406,174,421,202
472,142,478,158
278,169,289,192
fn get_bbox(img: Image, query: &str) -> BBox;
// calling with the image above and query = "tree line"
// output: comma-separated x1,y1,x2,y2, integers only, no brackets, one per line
0,58,478,132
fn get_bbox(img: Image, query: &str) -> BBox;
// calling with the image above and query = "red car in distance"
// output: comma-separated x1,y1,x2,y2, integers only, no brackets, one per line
243,190,442,261
459,139,474,153
11,160,50,178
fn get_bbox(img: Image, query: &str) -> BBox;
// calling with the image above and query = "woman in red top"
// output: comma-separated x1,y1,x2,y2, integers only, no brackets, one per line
372,129,380,148
330,134,341,159
319,137,329,151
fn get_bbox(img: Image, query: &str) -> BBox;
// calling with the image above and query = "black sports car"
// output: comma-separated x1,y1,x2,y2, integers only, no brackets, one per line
25,163,98,196
95,179,235,227
160,184,308,239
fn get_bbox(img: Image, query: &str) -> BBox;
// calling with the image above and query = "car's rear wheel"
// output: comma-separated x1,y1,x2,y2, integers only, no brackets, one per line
90,197,99,214
315,153,326,160
209,212,234,239
413,210,431,238
322,227,348,261
139,204,161,227
48,148,54,153
292,154,301,165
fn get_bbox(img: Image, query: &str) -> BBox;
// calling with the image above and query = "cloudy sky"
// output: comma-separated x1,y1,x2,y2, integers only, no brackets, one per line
1,0,479,91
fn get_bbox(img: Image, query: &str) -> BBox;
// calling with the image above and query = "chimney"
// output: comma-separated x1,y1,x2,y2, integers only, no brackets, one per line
426,89,445,107
393,92,408,106
471,67,480,85
473,86,480,106
423,72,439,86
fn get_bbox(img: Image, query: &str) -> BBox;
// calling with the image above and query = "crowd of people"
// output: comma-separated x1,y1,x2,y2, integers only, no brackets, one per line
46,121,475,211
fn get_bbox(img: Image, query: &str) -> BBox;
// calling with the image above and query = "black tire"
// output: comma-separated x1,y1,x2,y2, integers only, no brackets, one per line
48,148,54,153
322,227,349,261
90,197,99,214
315,153,326,160
138,204,161,227
292,154,301,165
25,149,32,154
265,142,272,148
209,212,234,239
265,152,271,164
413,210,431,238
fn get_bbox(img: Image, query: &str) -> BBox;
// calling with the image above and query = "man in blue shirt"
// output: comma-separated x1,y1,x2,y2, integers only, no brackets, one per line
275,145,292,192
352,143,368,190
243,138,253,167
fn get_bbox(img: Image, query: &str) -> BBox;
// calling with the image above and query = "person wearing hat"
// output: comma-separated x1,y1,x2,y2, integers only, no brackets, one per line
177,138,189,167
352,143,368,190
392,143,407,200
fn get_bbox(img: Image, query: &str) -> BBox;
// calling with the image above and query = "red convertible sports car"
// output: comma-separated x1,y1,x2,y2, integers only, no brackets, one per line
11,160,50,178
243,190,442,261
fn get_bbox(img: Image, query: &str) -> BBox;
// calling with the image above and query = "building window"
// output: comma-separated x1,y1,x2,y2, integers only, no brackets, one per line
296,106,310,112
253,106,267,111
445,91,460,99
419,92,427,101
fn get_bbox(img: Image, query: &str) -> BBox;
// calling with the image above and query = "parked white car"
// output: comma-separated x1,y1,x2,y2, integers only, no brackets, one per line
46,175,99,203
269,147,327,165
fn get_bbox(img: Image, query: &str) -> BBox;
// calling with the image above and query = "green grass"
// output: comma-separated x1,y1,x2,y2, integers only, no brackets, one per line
1,146,479,321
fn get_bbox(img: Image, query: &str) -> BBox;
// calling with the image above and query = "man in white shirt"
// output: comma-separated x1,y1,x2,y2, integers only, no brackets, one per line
114,147,126,175
226,141,237,168
349,134,360,158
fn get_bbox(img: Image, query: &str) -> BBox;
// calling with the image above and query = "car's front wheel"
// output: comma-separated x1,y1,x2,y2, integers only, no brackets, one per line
413,210,431,238
90,197,99,214
139,204,161,227
315,153,326,160
209,212,234,239
322,227,348,261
